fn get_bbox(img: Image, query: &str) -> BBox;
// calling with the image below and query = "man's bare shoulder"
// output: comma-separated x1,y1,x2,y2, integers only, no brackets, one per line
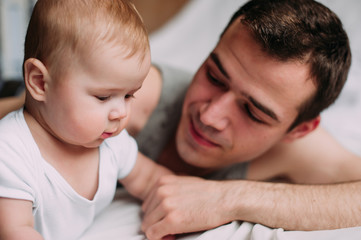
127,65,162,137
248,127,361,184
283,127,361,184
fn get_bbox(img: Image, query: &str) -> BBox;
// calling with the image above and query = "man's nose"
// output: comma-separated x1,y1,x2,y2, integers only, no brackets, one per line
109,99,127,120
199,92,234,131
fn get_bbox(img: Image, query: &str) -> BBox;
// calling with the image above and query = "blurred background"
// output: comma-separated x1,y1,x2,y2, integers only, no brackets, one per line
1,0,360,155
0,0,36,96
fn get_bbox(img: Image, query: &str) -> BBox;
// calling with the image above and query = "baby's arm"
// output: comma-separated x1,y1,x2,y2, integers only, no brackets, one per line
0,198,43,240
120,152,173,201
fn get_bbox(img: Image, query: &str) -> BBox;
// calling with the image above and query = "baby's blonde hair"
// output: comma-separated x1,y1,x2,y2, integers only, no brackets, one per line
23,0,149,78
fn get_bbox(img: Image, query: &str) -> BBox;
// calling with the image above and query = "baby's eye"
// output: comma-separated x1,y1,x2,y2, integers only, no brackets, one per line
96,96,110,101
125,94,135,99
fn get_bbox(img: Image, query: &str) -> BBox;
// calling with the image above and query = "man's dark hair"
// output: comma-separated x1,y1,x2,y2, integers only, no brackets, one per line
223,0,351,130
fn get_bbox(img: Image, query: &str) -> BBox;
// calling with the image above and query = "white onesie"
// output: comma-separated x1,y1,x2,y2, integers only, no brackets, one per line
0,108,138,240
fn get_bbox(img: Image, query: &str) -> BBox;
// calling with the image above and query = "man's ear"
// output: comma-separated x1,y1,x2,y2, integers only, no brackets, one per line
24,58,50,102
282,116,321,143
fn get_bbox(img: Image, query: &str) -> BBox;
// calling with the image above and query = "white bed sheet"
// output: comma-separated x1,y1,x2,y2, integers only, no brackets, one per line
82,0,361,239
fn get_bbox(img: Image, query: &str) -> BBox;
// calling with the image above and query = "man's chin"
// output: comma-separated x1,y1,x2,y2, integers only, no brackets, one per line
177,142,218,169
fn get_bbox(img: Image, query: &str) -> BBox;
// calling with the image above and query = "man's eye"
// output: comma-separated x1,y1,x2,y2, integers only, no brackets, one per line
244,104,264,124
207,72,227,88
96,96,110,101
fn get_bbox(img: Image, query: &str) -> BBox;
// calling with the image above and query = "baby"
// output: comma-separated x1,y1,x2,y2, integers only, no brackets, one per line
0,0,171,239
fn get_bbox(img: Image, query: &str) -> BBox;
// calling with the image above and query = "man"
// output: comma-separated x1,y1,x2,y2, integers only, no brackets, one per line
127,0,361,239
0,0,360,239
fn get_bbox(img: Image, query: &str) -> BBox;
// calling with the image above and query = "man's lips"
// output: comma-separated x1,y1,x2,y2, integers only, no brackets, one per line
189,119,218,147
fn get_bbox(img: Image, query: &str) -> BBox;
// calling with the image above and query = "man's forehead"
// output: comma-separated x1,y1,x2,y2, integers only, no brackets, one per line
212,20,316,126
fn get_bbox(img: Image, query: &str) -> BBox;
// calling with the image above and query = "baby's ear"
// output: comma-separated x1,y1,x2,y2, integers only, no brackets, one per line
24,58,50,102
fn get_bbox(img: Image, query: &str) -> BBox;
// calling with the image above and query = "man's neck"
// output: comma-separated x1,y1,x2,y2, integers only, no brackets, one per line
157,135,215,177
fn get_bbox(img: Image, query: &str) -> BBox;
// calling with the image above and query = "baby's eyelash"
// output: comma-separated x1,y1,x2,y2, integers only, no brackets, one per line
96,96,110,101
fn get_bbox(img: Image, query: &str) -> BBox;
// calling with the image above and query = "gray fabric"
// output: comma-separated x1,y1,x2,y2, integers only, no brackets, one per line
135,64,191,161
206,162,249,180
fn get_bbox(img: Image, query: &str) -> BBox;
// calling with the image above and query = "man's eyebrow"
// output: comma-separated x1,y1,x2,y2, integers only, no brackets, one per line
211,52,279,123
247,95,280,122
210,52,229,78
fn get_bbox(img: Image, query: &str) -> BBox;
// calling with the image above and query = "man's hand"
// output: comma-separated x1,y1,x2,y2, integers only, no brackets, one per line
141,175,235,240
141,175,361,240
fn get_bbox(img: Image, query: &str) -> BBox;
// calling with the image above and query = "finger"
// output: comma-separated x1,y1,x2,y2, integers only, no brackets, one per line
162,234,176,240
143,182,175,215
142,176,171,213
145,218,177,240
142,202,165,232
142,186,157,213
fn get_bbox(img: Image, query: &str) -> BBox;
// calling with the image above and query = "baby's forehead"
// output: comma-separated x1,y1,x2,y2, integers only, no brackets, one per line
77,34,148,63
74,37,150,69
77,21,149,60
